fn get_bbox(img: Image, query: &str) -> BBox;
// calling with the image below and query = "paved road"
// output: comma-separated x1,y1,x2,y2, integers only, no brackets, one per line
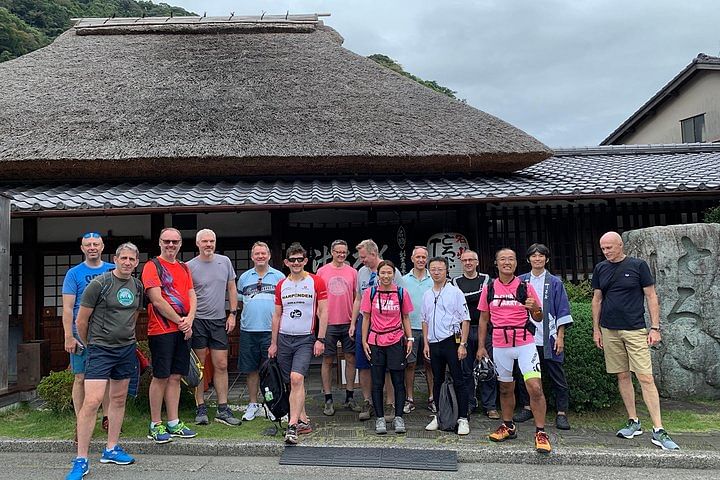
6,453,719,479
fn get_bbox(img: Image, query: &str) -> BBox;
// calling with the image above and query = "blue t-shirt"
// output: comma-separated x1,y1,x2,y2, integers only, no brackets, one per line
62,261,115,333
591,256,654,330
237,267,285,332
402,270,433,330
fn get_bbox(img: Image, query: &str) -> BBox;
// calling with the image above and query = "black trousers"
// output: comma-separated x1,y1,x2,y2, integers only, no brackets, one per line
462,325,498,415
370,343,406,418
430,335,468,419
516,346,569,412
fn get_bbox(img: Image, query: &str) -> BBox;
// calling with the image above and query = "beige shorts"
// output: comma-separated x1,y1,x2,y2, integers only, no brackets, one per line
601,327,653,375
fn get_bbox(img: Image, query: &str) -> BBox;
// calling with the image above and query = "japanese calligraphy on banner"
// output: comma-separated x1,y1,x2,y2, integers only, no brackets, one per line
427,233,469,279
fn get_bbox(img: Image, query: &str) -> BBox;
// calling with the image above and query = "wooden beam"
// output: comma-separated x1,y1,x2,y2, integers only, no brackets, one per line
0,195,9,391
21,218,39,342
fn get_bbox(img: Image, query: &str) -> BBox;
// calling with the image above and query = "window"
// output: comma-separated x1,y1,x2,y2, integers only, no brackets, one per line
680,114,705,143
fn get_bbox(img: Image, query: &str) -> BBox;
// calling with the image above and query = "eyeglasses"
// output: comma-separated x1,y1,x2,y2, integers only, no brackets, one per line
287,257,305,263
332,250,348,256
83,232,101,239
161,239,181,245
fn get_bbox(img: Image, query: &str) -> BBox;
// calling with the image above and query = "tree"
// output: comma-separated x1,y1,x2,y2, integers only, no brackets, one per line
368,53,458,99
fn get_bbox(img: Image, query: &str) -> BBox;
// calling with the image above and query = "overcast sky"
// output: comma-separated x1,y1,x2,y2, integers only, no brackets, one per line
169,0,719,148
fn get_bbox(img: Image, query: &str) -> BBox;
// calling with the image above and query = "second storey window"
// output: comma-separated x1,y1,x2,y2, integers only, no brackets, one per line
680,114,705,143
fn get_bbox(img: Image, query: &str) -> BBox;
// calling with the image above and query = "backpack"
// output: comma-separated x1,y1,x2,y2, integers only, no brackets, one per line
368,286,405,334
181,347,204,388
486,278,536,346
259,357,290,424
437,374,459,431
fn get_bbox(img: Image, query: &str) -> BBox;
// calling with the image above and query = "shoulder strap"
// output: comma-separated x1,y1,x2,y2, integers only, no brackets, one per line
397,287,404,315
486,279,495,304
370,286,378,302
96,272,114,306
151,257,164,283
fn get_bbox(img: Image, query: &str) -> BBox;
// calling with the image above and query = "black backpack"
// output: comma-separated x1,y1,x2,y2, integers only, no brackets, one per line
258,358,289,424
436,375,459,432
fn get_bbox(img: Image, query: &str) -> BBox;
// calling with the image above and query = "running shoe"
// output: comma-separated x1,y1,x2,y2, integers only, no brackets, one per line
147,423,172,444
457,418,470,435
513,408,533,423
297,419,313,435
427,398,437,414
555,414,571,430
617,419,643,439
242,402,261,421
65,457,89,480
285,424,298,445
425,415,439,431
195,404,209,425
323,399,335,416
489,423,517,442
375,417,387,435
343,397,361,412
486,409,500,420
384,404,395,422
393,416,406,434
167,421,197,438
535,431,552,453
651,429,680,450
358,399,373,421
215,407,241,426
403,399,416,414
100,445,135,465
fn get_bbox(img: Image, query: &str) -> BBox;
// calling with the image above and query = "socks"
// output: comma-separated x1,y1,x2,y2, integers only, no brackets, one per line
504,420,515,429
218,403,228,411
536,427,545,433
167,419,179,428
325,393,333,402
345,390,354,401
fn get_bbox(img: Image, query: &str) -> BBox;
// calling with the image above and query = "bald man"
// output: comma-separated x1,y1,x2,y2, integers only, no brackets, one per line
591,231,679,450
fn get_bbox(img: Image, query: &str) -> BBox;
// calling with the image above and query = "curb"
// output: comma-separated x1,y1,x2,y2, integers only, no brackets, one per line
1,438,718,469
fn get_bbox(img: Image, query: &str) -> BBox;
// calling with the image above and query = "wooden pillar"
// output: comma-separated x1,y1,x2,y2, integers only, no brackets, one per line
0,194,10,391
476,204,491,274
21,218,41,342
270,210,288,268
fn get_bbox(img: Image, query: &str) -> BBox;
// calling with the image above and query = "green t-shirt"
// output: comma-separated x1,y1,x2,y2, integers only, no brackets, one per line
80,271,142,347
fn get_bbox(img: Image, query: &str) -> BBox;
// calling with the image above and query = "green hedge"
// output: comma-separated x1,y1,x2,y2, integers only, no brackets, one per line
703,204,720,223
37,369,74,413
565,302,619,412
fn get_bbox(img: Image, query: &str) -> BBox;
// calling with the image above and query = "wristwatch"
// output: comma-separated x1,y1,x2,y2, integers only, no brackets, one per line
650,326,661,331
459,342,467,348
406,337,415,342
316,337,325,342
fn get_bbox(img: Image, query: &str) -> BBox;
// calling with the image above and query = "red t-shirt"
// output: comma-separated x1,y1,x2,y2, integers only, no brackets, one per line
360,285,413,347
142,257,194,336
275,273,328,336
478,277,540,348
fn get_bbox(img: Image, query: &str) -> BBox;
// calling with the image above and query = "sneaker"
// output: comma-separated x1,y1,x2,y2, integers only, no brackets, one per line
486,409,500,420
457,418,470,435
343,397,362,412
358,399,373,421
195,404,209,425
243,402,262,421
323,399,335,416
147,423,172,444
215,407,241,426
297,419,313,435
489,423,517,442
555,414,571,430
425,415,439,431
167,421,197,438
617,419,643,439
285,424,298,445
427,398,437,414
651,429,680,450
403,399,416,414
100,445,135,465
384,404,395,422
393,416,406,434
513,408,533,423
535,431,552,453
65,457,89,480
375,417,387,435
102,416,109,432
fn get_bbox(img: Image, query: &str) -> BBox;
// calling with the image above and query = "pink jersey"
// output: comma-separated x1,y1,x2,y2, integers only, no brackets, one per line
478,277,540,348
275,273,328,335
316,263,357,325
360,285,413,347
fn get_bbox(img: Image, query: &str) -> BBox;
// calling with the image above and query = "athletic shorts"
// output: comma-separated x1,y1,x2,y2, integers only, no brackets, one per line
277,333,315,383
70,332,88,374
601,327,653,375
494,343,541,383
84,344,137,381
369,341,407,371
354,315,371,369
191,317,229,350
149,331,190,379
405,329,425,365
237,330,271,373
323,324,355,357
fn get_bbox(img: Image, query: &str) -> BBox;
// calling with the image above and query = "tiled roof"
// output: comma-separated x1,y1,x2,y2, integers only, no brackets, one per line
3,145,720,215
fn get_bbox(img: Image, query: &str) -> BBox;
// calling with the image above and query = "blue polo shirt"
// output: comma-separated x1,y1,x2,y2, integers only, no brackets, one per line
402,269,433,330
237,266,285,332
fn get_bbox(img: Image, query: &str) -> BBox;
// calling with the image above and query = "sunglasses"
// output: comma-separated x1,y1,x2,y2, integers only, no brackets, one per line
161,239,181,245
83,232,101,239
287,257,305,263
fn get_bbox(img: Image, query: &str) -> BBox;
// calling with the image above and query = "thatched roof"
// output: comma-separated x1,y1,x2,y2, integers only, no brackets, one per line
0,15,551,181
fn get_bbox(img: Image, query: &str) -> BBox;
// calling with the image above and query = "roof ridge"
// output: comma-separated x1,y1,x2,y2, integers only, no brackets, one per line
555,143,720,156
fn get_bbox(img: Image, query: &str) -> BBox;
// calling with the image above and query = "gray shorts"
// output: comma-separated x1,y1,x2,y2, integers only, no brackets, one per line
277,333,315,383
323,324,356,357
406,329,426,365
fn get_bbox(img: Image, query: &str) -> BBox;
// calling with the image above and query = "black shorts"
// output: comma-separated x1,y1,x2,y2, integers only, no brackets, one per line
406,329,426,365
85,344,137,381
323,324,355,357
369,340,407,371
191,317,229,350
149,331,190,379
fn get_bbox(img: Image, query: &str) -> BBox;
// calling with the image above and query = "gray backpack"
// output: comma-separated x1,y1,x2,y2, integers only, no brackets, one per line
437,375,459,431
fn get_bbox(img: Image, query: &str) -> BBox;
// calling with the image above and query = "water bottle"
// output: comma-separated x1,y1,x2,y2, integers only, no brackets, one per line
264,387,273,402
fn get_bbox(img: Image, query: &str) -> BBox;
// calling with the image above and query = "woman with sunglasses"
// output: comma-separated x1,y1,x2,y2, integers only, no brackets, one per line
360,260,413,434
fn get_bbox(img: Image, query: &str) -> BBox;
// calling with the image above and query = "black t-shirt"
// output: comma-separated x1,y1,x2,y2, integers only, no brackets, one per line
452,273,490,326
591,257,654,330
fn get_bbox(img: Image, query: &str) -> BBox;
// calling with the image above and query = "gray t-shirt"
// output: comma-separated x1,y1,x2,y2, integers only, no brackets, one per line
357,265,404,295
187,254,236,319
80,271,142,347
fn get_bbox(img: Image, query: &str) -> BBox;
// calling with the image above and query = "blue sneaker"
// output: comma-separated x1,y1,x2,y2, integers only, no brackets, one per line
652,429,680,450
167,420,197,438
100,444,135,465
617,419,643,438
65,457,88,480
147,422,172,443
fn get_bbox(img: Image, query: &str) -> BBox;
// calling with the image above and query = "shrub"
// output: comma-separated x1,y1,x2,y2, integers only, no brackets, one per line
703,204,720,223
564,280,593,303
37,370,74,414
565,302,619,412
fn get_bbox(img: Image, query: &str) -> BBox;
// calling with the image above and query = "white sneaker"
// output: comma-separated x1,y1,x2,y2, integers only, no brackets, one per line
457,417,470,435
425,416,438,431
243,402,261,421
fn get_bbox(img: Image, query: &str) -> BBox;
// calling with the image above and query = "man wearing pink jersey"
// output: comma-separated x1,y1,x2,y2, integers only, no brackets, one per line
477,248,551,454
268,243,328,445
316,240,359,416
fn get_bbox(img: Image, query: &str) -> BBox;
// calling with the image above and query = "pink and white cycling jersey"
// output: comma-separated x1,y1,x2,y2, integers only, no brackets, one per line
275,273,328,335
478,277,540,348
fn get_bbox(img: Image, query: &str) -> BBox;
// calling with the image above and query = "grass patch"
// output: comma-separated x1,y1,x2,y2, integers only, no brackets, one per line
572,401,720,433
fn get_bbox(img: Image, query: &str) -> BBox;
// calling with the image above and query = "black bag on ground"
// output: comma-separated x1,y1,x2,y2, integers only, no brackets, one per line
259,357,290,421
437,374,459,432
